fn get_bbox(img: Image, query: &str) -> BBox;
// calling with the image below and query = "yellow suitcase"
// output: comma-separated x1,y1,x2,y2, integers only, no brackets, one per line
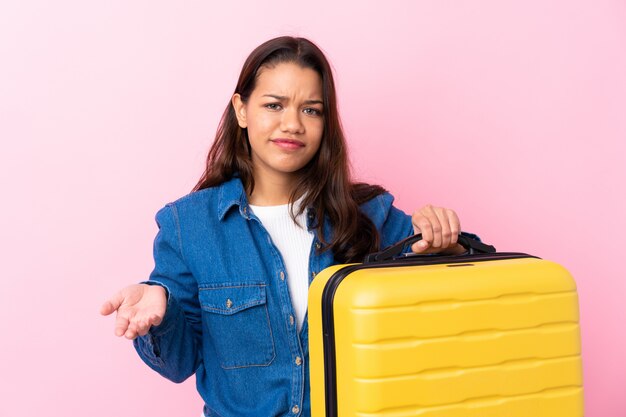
308,235,584,417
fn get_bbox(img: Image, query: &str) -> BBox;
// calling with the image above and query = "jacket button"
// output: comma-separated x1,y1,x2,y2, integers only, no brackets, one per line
295,356,302,366
292,405,300,414
311,271,316,279
280,271,285,281
226,299,233,309
315,242,321,250
289,315,294,326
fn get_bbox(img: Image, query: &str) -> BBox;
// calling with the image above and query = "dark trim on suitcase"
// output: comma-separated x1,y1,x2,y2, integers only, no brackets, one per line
319,252,539,417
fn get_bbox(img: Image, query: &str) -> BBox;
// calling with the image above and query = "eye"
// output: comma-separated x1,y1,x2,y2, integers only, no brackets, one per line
303,107,322,116
264,103,282,111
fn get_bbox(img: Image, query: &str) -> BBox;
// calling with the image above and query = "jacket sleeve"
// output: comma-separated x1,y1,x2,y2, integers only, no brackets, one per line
376,193,415,249
133,203,202,383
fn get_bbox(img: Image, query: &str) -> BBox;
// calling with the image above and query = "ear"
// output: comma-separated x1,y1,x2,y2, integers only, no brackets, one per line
231,94,247,128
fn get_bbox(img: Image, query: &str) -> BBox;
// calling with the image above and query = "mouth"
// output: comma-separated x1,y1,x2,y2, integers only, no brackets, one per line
270,138,305,149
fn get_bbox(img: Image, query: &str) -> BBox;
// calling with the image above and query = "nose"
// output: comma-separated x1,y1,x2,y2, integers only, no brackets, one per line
280,107,304,134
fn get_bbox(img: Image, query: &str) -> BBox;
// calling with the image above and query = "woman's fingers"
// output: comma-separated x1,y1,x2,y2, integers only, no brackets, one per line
149,313,163,328
412,206,433,249
125,322,139,340
411,205,462,253
424,206,443,248
100,292,123,316
433,207,450,248
136,317,156,337
447,208,461,246
412,205,442,251
123,309,165,339
115,314,130,337
125,312,163,339
102,284,167,340
99,301,114,316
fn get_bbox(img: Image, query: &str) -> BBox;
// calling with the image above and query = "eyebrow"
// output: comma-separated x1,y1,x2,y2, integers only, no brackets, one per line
262,94,323,105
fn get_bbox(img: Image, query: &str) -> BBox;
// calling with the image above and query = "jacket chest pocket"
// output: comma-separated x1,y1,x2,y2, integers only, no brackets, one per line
198,283,275,369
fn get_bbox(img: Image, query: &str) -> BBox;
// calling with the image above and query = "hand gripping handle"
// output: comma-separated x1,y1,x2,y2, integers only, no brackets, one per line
365,233,496,263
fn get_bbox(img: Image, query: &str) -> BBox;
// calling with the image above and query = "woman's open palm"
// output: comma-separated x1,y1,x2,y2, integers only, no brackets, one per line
100,284,167,340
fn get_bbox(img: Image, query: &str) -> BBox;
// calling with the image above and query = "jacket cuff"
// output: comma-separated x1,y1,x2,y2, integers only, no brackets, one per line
138,280,180,337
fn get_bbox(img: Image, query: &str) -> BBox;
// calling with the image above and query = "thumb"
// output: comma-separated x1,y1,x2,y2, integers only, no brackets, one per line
149,313,164,327
411,239,431,253
100,292,124,316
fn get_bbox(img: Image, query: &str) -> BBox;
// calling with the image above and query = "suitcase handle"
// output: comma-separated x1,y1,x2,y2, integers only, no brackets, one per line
365,233,496,263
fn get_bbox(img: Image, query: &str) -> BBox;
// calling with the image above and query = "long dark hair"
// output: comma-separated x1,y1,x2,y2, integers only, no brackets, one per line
193,36,386,262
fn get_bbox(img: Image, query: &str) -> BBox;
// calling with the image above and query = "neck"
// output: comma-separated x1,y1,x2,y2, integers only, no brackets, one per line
248,168,298,206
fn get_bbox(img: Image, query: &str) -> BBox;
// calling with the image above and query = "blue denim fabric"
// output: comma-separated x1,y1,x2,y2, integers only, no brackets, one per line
133,176,474,416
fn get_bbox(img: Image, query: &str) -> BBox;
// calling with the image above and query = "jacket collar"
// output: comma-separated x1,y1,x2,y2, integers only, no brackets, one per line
217,176,249,221
215,175,323,235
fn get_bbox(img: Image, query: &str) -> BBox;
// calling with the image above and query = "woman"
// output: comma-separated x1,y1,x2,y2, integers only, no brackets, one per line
101,36,472,417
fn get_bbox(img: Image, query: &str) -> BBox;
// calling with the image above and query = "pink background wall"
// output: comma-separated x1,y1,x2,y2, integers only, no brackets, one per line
1,0,624,415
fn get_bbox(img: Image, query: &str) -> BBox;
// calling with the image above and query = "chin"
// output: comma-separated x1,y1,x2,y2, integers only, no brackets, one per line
271,160,312,174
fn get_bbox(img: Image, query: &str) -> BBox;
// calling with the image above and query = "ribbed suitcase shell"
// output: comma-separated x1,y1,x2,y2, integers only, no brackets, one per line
308,254,584,417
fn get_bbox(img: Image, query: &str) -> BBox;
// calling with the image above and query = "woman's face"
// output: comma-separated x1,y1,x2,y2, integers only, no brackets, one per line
232,62,324,184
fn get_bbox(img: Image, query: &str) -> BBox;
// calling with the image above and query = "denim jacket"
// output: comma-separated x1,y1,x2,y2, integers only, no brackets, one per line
134,176,458,417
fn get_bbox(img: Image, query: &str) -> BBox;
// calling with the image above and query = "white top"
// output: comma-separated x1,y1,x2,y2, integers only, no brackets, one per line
249,198,314,331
